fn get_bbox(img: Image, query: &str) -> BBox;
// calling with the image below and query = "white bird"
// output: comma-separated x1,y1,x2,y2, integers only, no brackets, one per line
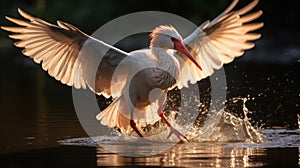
1,0,263,140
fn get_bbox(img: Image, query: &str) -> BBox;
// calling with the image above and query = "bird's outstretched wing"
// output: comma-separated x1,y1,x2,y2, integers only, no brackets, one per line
1,8,129,98
175,0,263,89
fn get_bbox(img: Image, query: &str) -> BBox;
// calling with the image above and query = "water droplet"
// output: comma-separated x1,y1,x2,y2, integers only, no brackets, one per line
25,137,35,140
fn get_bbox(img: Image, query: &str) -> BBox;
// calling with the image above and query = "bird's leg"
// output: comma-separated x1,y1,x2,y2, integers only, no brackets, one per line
130,120,143,137
130,108,143,137
157,106,188,141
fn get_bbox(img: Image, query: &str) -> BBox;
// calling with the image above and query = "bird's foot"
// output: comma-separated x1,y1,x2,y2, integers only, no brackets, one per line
157,108,188,142
167,126,188,142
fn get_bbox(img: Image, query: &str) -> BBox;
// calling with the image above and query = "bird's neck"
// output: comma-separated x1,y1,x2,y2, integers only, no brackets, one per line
151,47,179,87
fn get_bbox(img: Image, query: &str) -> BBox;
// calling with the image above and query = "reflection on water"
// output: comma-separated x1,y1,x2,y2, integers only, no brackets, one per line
57,128,300,167
95,142,300,167
96,143,268,167
0,138,299,168
0,143,298,168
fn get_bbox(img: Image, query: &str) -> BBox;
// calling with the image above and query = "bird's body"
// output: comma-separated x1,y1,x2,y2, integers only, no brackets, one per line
96,39,184,136
1,0,263,140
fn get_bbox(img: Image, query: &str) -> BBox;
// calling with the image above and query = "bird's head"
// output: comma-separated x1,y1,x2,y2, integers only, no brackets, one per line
150,25,182,49
150,25,202,71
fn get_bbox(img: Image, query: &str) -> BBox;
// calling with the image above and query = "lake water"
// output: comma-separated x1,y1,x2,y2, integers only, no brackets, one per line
0,130,299,167
0,49,299,167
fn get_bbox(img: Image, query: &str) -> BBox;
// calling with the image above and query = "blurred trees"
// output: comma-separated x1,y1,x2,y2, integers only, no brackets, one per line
0,0,230,36
1,0,299,39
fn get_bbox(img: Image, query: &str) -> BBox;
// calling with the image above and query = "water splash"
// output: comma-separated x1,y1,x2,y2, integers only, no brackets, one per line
189,97,265,143
60,96,265,146
184,95,264,143
157,95,265,143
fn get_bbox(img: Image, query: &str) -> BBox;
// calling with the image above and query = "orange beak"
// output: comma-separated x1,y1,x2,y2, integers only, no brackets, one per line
172,38,202,71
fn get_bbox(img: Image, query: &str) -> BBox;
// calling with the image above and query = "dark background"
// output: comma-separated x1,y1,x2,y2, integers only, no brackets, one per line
0,0,299,154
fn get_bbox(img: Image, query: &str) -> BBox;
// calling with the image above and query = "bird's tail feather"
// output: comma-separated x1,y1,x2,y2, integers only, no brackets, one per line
96,96,161,136
96,96,123,128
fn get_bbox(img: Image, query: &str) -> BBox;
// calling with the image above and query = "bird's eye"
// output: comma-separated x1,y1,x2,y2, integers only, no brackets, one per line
171,37,178,42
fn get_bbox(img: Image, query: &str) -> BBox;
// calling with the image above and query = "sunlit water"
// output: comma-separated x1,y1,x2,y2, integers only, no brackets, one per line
58,129,299,167
58,97,300,167
59,129,300,149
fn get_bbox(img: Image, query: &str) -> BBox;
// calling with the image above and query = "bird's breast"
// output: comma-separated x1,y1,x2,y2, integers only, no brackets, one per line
151,68,178,90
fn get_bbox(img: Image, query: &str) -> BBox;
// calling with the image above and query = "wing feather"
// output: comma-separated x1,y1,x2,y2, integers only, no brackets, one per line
2,8,129,98
176,0,263,88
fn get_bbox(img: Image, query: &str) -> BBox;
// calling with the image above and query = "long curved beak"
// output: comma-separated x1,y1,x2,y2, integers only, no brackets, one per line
173,39,202,71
